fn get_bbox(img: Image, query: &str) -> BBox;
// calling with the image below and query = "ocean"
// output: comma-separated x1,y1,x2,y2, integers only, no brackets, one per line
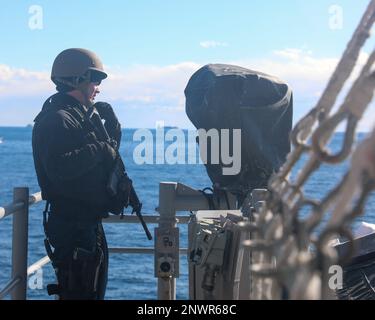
0,127,374,300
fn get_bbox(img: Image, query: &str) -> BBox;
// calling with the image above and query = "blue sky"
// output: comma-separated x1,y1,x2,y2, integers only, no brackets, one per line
0,0,373,129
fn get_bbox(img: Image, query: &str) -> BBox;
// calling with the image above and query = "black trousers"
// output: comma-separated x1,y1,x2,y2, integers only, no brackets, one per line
46,212,108,300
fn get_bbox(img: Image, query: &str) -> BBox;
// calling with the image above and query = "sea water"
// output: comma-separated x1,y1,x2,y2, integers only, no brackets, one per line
0,127,374,299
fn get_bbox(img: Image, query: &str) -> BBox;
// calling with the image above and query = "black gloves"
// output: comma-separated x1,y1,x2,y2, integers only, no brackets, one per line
92,102,122,147
99,141,117,167
93,102,118,122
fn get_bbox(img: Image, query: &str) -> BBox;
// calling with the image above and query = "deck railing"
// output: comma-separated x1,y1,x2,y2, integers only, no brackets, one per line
0,186,191,300
0,182,235,300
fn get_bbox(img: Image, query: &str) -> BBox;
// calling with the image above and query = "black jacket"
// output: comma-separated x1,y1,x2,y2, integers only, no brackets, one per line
32,93,121,220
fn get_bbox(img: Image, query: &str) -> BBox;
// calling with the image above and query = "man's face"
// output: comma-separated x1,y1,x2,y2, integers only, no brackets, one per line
87,82,100,104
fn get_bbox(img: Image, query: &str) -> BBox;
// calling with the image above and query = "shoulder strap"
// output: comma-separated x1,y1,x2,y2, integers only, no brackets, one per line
86,106,112,143
42,201,55,262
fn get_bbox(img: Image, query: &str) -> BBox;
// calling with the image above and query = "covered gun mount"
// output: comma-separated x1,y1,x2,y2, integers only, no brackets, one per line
185,64,293,201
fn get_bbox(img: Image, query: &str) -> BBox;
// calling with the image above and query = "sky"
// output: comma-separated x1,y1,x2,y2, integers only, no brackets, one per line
0,0,374,129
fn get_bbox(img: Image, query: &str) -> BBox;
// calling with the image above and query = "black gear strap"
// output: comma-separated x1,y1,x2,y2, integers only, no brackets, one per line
42,201,55,263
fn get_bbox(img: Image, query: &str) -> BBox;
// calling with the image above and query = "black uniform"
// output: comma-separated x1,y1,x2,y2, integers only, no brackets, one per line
32,93,121,299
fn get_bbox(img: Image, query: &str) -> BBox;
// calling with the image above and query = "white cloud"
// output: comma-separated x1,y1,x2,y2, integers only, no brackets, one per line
0,49,373,131
200,41,228,48
273,48,311,60
100,62,201,110
270,48,368,84
232,49,370,119
233,49,338,96
0,61,202,127
0,64,52,96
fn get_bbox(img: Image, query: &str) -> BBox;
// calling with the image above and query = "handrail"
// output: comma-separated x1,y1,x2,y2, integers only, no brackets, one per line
0,188,31,299
27,256,50,276
108,247,188,254
0,191,42,220
28,192,42,206
104,215,190,224
26,245,189,277
0,202,24,220
0,187,191,300
0,277,21,300
1,183,233,300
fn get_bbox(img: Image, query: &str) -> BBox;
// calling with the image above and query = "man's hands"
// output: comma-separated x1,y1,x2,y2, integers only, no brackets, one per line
93,102,117,122
92,101,122,147
99,141,117,166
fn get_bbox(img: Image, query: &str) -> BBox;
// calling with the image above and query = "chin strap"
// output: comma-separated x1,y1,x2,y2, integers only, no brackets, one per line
54,70,94,108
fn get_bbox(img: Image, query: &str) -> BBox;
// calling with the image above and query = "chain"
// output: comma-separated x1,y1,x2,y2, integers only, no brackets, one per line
240,0,375,300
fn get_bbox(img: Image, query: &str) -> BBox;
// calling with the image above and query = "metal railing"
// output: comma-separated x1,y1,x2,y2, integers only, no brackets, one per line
0,182,235,300
0,188,35,300
0,186,192,300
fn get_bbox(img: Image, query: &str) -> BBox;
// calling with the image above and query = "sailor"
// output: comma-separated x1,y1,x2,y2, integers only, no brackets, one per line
32,48,124,299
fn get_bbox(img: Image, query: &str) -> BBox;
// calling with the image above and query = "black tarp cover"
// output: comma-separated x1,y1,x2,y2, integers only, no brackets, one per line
185,64,293,194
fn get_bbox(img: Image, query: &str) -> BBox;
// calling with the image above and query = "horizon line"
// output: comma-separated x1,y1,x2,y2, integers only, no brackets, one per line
0,125,372,134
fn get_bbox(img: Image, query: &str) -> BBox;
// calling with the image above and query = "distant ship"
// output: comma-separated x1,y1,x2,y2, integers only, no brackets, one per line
0,137,3,144
155,124,179,130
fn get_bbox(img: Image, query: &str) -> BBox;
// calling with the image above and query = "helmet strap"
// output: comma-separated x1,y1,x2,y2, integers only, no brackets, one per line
55,70,94,107
53,77,79,89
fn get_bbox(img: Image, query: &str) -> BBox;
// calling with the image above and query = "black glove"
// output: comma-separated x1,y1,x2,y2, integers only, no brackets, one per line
99,141,117,167
93,102,117,122
108,174,133,215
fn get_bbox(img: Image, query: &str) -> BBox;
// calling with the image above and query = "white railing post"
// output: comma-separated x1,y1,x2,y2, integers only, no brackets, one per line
11,187,29,300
